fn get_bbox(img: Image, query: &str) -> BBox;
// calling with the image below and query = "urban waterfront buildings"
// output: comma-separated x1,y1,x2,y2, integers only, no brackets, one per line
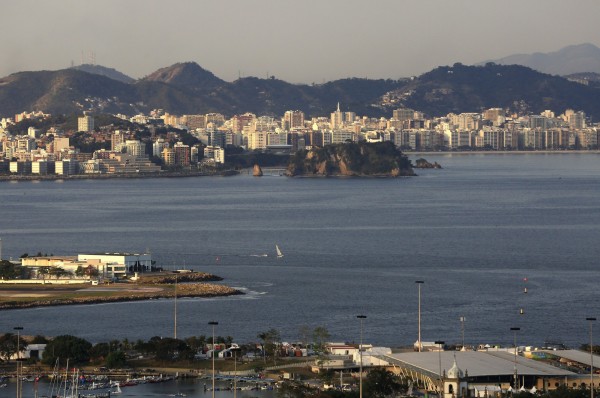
0,105,599,177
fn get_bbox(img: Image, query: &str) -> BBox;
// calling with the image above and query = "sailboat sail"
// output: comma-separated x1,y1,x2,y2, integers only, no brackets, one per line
276,245,283,258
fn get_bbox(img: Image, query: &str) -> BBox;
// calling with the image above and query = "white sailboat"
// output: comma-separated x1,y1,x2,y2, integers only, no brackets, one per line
112,382,123,394
276,245,283,258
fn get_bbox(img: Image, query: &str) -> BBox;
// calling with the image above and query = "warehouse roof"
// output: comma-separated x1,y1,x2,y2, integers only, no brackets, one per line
381,351,576,378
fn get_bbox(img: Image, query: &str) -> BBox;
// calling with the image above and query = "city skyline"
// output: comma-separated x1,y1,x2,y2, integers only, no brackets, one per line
3,0,600,83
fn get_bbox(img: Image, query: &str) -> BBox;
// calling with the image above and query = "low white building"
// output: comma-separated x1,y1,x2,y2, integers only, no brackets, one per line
77,252,152,274
352,345,392,366
10,344,46,361
21,256,110,278
327,343,357,356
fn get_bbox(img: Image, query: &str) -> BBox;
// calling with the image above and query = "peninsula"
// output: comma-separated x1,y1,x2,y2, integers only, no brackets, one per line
0,272,242,310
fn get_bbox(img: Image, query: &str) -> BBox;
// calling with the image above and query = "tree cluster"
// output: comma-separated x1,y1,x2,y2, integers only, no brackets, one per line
34,333,240,368
0,260,30,280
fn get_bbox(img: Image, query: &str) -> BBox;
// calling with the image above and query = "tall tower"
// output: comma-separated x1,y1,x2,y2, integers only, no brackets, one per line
330,103,344,130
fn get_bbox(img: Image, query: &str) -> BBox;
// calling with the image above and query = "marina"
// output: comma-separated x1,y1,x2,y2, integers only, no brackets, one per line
1,377,279,398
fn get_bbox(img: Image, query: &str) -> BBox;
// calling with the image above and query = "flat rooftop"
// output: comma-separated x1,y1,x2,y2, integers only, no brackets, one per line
381,351,576,378
79,253,149,256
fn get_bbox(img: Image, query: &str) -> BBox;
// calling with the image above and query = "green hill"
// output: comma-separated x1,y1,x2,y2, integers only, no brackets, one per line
387,63,600,117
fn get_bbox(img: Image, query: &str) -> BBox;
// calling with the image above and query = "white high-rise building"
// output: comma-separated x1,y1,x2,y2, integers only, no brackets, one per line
78,114,94,132
152,138,168,157
283,110,305,130
124,140,145,158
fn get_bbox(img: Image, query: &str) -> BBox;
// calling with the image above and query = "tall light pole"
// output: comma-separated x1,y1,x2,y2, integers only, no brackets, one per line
208,321,218,398
14,326,23,398
357,315,367,398
416,281,424,352
510,327,520,390
435,340,445,396
587,317,596,398
231,347,241,398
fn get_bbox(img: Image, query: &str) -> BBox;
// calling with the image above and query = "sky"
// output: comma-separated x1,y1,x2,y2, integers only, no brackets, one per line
2,0,600,84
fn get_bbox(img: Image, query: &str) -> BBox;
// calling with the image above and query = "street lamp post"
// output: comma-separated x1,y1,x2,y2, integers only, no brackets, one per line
460,316,466,350
231,347,241,398
14,326,23,398
416,281,424,352
435,340,445,396
208,321,218,398
587,317,596,398
357,315,367,398
510,327,520,391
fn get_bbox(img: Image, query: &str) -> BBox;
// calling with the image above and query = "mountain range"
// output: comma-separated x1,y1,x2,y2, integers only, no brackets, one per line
482,43,600,76
0,62,404,118
1,55,600,120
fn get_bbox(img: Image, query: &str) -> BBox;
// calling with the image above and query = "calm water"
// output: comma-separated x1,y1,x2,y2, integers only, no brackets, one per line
3,378,279,398
1,153,600,350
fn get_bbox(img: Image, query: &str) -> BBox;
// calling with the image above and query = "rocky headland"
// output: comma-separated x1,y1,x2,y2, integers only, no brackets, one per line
286,141,415,177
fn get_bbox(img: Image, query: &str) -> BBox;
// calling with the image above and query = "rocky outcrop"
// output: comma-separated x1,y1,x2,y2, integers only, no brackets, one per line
414,158,442,169
287,142,415,177
253,164,263,176
137,272,222,284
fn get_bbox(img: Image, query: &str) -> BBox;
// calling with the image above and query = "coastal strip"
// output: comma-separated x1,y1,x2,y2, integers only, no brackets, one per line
0,170,240,183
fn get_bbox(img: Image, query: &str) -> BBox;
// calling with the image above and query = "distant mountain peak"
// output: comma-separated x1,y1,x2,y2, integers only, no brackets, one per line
142,62,224,90
481,43,600,76
70,64,134,84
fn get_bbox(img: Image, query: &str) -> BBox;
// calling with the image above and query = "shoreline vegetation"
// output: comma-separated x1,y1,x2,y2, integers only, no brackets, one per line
0,272,243,310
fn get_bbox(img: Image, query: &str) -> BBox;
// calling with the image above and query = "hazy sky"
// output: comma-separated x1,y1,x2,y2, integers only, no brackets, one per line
3,0,600,83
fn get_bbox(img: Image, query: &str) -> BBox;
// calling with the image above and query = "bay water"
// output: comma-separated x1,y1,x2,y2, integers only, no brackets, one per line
1,153,600,350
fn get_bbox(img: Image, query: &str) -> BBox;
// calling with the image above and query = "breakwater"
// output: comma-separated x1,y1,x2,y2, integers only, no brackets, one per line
0,273,242,310
0,283,242,310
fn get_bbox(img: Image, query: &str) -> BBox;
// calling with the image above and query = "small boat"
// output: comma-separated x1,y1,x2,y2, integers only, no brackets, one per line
276,245,283,258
